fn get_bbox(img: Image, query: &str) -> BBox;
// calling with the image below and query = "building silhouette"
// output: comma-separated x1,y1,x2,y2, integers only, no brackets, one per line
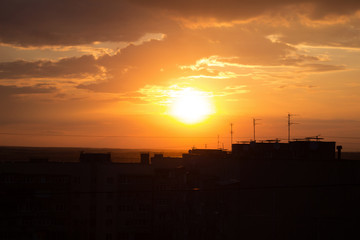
1,140,360,239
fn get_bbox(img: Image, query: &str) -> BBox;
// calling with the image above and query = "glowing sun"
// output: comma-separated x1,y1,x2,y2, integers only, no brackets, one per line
169,88,214,124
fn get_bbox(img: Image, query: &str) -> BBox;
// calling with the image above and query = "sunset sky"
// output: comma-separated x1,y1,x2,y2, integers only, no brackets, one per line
1,0,360,150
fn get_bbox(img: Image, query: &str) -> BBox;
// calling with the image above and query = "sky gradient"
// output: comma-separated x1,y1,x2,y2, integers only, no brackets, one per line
1,0,360,150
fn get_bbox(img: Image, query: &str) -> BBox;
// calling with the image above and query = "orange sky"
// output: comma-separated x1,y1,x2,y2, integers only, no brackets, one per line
1,0,360,151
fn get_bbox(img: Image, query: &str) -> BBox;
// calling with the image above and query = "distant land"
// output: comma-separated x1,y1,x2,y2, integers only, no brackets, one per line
1,145,360,162
0,146,185,163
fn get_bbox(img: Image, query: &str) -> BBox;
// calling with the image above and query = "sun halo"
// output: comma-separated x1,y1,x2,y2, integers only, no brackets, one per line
169,88,214,124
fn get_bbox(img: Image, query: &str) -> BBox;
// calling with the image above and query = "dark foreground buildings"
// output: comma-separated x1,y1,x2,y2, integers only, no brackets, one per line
1,141,360,240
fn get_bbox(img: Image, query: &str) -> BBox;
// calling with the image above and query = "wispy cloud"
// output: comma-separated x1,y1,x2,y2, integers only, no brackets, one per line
298,63,347,73
215,85,249,97
137,84,214,105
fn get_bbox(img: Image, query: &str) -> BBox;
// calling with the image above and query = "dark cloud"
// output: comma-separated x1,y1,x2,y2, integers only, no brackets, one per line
271,19,360,48
134,0,360,20
0,84,56,96
134,0,290,20
307,0,360,19
0,55,101,79
0,0,174,46
1,0,360,47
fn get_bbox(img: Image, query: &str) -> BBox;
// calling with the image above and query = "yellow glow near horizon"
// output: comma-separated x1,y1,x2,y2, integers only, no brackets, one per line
169,88,214,124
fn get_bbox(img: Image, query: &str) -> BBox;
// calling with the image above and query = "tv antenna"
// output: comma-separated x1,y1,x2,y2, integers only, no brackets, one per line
253,118,261,142
230,123,233,146
305,135,323,141
287,113,299,142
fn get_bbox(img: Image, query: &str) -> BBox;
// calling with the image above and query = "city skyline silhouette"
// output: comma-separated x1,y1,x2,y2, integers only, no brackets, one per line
1,1,360,238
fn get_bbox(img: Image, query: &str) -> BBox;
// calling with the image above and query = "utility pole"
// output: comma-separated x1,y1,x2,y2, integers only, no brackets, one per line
217,134,220,149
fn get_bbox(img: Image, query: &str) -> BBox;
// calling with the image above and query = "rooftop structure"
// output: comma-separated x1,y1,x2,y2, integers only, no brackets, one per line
232,140,336,161
79,151,111,163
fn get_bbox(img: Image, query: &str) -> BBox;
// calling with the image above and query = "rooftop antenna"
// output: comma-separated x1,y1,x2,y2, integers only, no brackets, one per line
253,118,261,142
288,113,298,142
230,123,233,148
305,135,324,141
217,134,220,149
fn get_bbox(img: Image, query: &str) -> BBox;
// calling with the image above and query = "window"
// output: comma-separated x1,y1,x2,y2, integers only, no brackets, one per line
40,177,46,183
106,205,113,213
139,205,149,212
157,199,169,206
106,219,113,226
90,205,96,212
107,192,113,199
107,177,114,184
91,177,97,184
72,177,80,184
55,204,65,212
106,233,112,240
118,176,128,184
118,205,134,212
118,232,128,240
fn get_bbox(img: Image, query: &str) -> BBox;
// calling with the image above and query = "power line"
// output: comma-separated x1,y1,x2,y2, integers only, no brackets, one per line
323,136,360,140
0,132,219,139
1,132,360,145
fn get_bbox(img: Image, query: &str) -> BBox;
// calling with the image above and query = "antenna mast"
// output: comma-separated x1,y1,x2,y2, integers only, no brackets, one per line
230,123,233,147
288,113,298,142
253,118,261,142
